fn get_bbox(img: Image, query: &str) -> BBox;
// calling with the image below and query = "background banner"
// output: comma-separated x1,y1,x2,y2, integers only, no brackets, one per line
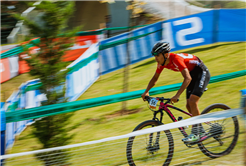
99,21,162,75
217,9,246,42
98,9,245,75
3,43,100,149
0,34,102,83
66,43,99,101
0,56,19,83
162,10,214,51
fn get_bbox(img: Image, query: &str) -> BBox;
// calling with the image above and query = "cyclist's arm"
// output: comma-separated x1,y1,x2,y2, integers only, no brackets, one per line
171,68,191,102
141,72,160,100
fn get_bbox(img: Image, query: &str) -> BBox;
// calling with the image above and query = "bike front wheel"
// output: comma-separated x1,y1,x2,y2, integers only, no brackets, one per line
126,120,174,166
198,104,239,158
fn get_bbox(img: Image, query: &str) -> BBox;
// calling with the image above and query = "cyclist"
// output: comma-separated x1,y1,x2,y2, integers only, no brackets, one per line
141,41,210,143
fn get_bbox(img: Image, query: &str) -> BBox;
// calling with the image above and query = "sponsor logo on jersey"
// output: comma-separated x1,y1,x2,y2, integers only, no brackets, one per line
189,60,200,65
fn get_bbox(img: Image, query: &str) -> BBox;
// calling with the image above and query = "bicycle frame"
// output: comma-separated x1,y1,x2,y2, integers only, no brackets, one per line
153,101,217,143
153,101,193,138
147,96,224,145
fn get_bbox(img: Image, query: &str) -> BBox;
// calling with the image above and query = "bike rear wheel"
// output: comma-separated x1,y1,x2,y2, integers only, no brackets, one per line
126,120,174,166
198,104,239,158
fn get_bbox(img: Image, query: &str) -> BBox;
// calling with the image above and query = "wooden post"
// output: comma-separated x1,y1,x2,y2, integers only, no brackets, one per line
122,1,132,115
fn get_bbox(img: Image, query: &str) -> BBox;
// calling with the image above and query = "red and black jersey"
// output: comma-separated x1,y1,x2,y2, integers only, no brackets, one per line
156,53,200,74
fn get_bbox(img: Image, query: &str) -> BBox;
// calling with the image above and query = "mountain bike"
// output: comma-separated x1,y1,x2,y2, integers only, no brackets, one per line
126,96,239,166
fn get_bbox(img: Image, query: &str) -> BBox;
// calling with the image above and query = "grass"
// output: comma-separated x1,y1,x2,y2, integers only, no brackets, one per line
1,73,34,102
186,1,246,9
2,42,246,165
1,43,21,47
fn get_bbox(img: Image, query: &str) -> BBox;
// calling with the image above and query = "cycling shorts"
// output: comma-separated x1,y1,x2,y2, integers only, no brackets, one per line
186,64,210,99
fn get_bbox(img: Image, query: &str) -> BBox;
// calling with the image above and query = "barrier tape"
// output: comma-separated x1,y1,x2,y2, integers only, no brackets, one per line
1,108,243,160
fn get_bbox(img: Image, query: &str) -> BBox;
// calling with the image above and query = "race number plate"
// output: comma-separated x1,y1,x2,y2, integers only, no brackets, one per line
149,98,159,109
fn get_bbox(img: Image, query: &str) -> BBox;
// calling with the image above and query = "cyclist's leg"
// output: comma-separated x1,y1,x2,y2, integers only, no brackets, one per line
186,75,196,114
188,95,200,116
185,88,202,141
190,66,210,134
186,70,200,139
183,103,203,143
186,67,201,116
183,66,210,142
189,95,203,135
188,65,210,116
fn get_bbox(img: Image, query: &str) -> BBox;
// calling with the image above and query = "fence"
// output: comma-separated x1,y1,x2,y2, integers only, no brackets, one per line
2,43,100,150
0,33,102,83
4,69,246,123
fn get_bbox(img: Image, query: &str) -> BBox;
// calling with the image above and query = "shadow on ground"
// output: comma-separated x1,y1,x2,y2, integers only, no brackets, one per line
133,59,156,69
174,158,214,166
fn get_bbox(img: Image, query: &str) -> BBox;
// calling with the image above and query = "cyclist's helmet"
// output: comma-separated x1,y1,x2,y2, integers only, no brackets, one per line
151,41,170,56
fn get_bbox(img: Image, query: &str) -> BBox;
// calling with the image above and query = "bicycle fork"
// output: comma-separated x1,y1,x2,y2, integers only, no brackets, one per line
146,111,163,154
146,132,161,154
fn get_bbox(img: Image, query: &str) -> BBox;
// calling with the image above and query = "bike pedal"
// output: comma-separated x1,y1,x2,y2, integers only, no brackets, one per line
184,143,196,148
183,140,199,147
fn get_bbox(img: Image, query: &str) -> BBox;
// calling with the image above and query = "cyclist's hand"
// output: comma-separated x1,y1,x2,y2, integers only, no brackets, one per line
141,92,149,101
171,95,179,104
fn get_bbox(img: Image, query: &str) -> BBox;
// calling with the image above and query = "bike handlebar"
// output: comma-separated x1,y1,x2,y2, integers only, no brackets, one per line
144,96,179,104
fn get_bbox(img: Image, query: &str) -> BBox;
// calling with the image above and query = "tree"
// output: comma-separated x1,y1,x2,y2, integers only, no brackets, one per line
100,0,146,16
14,1,79,165
191,0,246,9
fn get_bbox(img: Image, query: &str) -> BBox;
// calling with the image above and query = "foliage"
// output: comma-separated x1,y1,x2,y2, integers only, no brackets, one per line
125,0,146,18
0,0,18,13
188,0,246,8
223,1,246,8
99,0,146,18
13,1,78,165
32,115,73,165
211,0,244,8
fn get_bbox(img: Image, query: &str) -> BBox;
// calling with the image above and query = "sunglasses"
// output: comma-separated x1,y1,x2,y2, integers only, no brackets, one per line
152,52,158,56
